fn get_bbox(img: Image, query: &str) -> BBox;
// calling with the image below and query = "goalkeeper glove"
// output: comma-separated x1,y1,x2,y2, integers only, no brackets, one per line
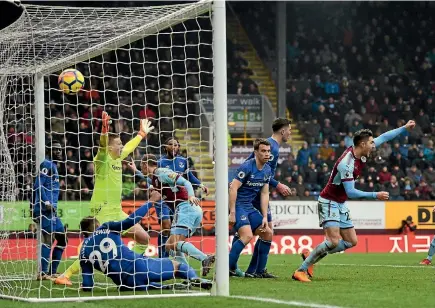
101,111,111,135
138,119,155,138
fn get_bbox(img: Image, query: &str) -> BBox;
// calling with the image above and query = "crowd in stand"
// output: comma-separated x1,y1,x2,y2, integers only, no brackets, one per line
4,1,435,202
241,2,435,200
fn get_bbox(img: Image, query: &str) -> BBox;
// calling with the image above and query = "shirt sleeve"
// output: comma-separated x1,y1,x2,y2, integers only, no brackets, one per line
120,135,142,160
34,162,50,204
175,176,195,197
343,180,377,199
156,168,179,186
234,162,250,184
374,126,406,147
337,160,354,182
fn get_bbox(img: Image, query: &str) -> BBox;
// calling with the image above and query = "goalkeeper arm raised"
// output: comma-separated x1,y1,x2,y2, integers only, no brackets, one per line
120,119,155,160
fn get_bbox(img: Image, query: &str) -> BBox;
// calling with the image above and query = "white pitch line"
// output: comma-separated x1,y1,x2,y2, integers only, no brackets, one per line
323,263,434,269
232,295,346,308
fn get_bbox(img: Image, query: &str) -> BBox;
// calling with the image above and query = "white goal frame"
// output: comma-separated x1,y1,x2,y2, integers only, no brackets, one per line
0,0,229,301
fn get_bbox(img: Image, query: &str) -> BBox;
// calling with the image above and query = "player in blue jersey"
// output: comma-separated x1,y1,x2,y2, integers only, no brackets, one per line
79,190,212,291
231,118,292,278
129,137,208,258
228,138,273,278
31,140,67,281
292,120,416,282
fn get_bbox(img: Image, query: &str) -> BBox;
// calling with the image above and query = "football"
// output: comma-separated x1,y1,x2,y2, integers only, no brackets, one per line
58,68,84,95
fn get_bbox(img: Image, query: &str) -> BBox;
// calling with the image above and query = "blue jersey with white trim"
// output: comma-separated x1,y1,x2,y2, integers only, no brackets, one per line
234,158,271,208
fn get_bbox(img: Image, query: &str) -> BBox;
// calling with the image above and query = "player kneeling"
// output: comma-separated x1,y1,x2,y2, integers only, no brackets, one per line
79,190,212,291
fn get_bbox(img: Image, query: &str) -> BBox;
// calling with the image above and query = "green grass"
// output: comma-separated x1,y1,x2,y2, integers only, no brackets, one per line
1,253,435,308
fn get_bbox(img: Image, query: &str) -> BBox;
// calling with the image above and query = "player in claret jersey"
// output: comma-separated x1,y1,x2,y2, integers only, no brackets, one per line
140,154,215,276
228,138,273,278
292,120,416,282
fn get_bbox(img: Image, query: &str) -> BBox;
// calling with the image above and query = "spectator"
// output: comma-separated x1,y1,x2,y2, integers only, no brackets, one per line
318,138,334,161
423,140,434,161
296,141,311,168
290,164,301,182
279,153,295,179
378,166,392,185
423,165,435,189
304,118,321,144
399,216,417,234
344,131,354,147
415,180,434,200
407,165,423,185
304,162,321,191
335,139,347,158
321,119,336,143
295,175,306,197
391,165,406,183
385,175,403,201
378,143,392,161
317,163,331,187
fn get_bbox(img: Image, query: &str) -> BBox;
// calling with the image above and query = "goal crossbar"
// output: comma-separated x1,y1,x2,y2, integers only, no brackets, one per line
0,0,212,76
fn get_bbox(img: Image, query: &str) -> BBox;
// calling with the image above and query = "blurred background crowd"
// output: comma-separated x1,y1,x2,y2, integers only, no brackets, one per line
3,1,434,202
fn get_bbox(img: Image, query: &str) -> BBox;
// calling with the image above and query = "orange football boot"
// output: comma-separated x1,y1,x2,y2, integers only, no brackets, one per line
292,270,311,282
301,250,314,278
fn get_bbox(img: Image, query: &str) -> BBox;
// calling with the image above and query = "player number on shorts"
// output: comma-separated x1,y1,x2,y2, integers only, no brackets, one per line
88,238,117,272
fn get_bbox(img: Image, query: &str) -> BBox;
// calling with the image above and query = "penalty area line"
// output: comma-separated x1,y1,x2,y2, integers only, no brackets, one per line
323,263,434,269
232,295,346,308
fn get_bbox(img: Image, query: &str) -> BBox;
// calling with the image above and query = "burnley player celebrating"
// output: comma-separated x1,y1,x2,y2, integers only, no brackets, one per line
228,138,273,278
292,120,416,282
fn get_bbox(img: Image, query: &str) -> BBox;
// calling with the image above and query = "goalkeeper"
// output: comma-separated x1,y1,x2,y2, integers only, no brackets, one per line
55,111,154,286
79,190,212,291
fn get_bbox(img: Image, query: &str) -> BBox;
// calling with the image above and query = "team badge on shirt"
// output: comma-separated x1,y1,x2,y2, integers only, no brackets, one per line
168,172,177,180
238,171,245,179
269,155,274,162
361,156,367,163
179,162,184,168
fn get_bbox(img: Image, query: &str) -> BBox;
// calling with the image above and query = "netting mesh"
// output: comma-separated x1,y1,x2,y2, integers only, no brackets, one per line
0,0,216,301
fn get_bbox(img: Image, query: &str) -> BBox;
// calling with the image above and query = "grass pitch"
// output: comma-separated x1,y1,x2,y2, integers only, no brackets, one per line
1,253,434,308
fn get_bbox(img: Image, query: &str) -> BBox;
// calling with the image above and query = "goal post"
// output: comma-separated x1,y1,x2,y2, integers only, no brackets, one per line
0,0,229,302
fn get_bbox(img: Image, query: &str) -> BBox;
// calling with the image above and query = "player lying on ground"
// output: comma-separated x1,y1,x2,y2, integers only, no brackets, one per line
140,154,215,276
129,137,208,258
228,138,273,278
32,140,67,280
55,112,154,286
79,190,212,291
231,118,292,278
293,120,416,282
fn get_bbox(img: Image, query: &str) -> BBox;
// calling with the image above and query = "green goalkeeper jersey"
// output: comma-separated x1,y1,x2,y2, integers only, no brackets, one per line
90,135,142,212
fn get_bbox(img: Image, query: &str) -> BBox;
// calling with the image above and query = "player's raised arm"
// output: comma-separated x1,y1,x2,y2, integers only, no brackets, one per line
373,120,416,147
104,190,161,232
120,119,154,160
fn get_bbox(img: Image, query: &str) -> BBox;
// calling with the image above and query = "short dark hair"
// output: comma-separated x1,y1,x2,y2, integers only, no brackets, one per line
272,118,291,133
108,133,120,145
80,216,98,237
141,154,158,166
353,129,373,146
253,138,271,151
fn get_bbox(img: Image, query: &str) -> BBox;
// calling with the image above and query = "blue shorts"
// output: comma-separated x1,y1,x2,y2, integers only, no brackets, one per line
124,257,174,290
171,201,203,237
234,206,263,233
155,200,174,221
317,196,354,229
34,215,64,233
252,194,272,223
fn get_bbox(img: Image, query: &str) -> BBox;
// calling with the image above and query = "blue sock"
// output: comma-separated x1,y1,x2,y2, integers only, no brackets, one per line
255,239,271,274
229,239,246,271
50,246,65,274
176,241,207,262
427,237,435,261
298,240,332,271
158,233,170,258
40,244,51,274
232,233,240,246
328,240,353,255
246,239,260,274
170,249,188,265
176,263,198,280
